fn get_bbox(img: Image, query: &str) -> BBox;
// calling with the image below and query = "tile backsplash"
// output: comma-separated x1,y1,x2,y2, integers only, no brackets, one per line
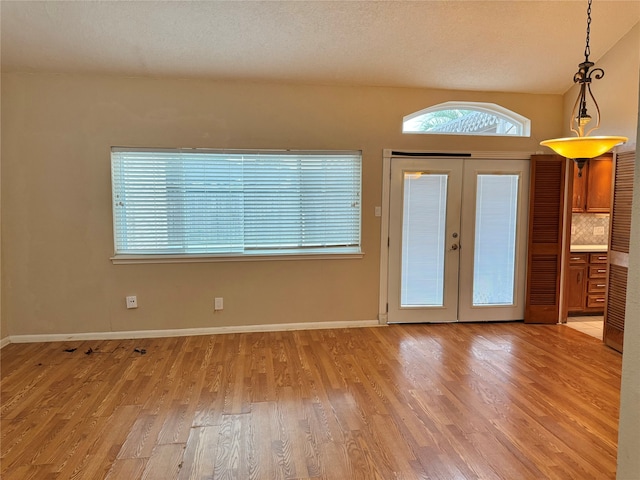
571,213,609,245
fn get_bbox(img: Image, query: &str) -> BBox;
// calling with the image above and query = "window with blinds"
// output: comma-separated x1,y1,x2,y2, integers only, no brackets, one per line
111,148,362,258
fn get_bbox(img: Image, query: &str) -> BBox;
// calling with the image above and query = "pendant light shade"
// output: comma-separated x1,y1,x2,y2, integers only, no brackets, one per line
540,136,628,160
540,0,627,175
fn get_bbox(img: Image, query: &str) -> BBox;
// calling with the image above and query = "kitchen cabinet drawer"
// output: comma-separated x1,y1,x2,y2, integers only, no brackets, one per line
569,253,588,264
588,279,607,293
567,250,608,315
589,266,607,278
587,295,606,308
589,253,608,264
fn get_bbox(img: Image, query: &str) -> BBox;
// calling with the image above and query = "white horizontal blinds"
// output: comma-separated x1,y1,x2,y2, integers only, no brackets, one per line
111,149,361,255
176,152,244,253
242,153,361,251
401,172,447,307
112,150,244,254
473,174,519,305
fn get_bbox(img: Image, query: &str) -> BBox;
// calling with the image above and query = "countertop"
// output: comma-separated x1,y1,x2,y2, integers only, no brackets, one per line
570,244,608,253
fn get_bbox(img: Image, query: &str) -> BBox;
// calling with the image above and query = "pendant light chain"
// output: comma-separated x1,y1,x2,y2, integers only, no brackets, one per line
584,0,592,61
539,0,628,172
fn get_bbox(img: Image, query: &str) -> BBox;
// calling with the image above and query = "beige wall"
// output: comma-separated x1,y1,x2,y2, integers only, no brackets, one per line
1,73,561,336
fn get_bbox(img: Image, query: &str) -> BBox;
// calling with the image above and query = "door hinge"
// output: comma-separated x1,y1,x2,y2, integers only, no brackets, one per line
386,303,389,313
388,237,390,247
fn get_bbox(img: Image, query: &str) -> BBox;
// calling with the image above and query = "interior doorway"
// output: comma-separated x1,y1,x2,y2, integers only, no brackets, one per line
385,155,530,324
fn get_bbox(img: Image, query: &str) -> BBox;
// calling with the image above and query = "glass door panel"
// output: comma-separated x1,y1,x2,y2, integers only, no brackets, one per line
473,174,519,306
401,173,448,307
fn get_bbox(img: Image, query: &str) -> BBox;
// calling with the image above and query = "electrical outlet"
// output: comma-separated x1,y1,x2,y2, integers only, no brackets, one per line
126,295,138,309
214,297,224,311
594,226,605,235
571,225,576,235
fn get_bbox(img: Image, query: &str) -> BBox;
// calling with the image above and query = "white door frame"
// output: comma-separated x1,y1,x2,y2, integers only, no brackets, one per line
378,149,534,325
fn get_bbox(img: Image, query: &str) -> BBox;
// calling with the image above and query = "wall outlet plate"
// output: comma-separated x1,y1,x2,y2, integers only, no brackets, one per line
126,295,138,309
594,226,605,235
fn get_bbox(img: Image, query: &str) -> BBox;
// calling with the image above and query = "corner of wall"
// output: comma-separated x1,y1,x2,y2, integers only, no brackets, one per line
0,71,5,346
615,77,640,480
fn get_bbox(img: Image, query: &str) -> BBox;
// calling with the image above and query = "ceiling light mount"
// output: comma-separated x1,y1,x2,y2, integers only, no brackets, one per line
540,0,627,176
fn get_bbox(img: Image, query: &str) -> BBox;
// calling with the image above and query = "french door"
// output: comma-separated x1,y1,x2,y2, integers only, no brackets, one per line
388,156,529,323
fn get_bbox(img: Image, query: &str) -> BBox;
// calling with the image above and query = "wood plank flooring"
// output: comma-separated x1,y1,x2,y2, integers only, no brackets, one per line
1,322,622,479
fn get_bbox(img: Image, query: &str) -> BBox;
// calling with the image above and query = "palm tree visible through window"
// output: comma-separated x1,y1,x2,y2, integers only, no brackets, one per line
403,102,530,137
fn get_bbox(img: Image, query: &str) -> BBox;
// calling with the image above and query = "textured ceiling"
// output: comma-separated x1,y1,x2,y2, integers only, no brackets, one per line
1,1,639,94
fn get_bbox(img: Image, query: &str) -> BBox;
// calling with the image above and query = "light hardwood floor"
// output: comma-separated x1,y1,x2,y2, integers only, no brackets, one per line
1,322,622,479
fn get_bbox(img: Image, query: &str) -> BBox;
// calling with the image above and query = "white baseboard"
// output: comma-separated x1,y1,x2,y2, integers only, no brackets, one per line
3,319,382,346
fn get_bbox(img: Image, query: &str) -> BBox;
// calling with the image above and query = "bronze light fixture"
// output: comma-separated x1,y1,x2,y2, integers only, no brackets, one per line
540,0,627,176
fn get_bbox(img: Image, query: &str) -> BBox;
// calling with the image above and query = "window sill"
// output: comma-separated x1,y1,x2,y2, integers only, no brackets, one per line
111,251,364,264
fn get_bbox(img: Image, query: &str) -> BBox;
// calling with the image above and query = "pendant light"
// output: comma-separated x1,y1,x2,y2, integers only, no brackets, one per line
540,0,627,176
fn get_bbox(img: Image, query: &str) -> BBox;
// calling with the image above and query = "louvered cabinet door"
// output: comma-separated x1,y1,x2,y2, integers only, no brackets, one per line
525,155,567,323
604,148,635,352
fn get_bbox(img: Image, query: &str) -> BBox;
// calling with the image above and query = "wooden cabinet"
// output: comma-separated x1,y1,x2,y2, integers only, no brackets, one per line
572,166,588,212
567,253,588,313
572,154,613,213
586,157,613,212
567,251,607,315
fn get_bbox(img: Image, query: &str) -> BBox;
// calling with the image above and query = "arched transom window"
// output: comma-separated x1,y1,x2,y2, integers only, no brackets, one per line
403,101,531,137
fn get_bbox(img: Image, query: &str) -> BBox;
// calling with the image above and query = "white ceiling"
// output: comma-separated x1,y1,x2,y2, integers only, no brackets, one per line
1,1,639,95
